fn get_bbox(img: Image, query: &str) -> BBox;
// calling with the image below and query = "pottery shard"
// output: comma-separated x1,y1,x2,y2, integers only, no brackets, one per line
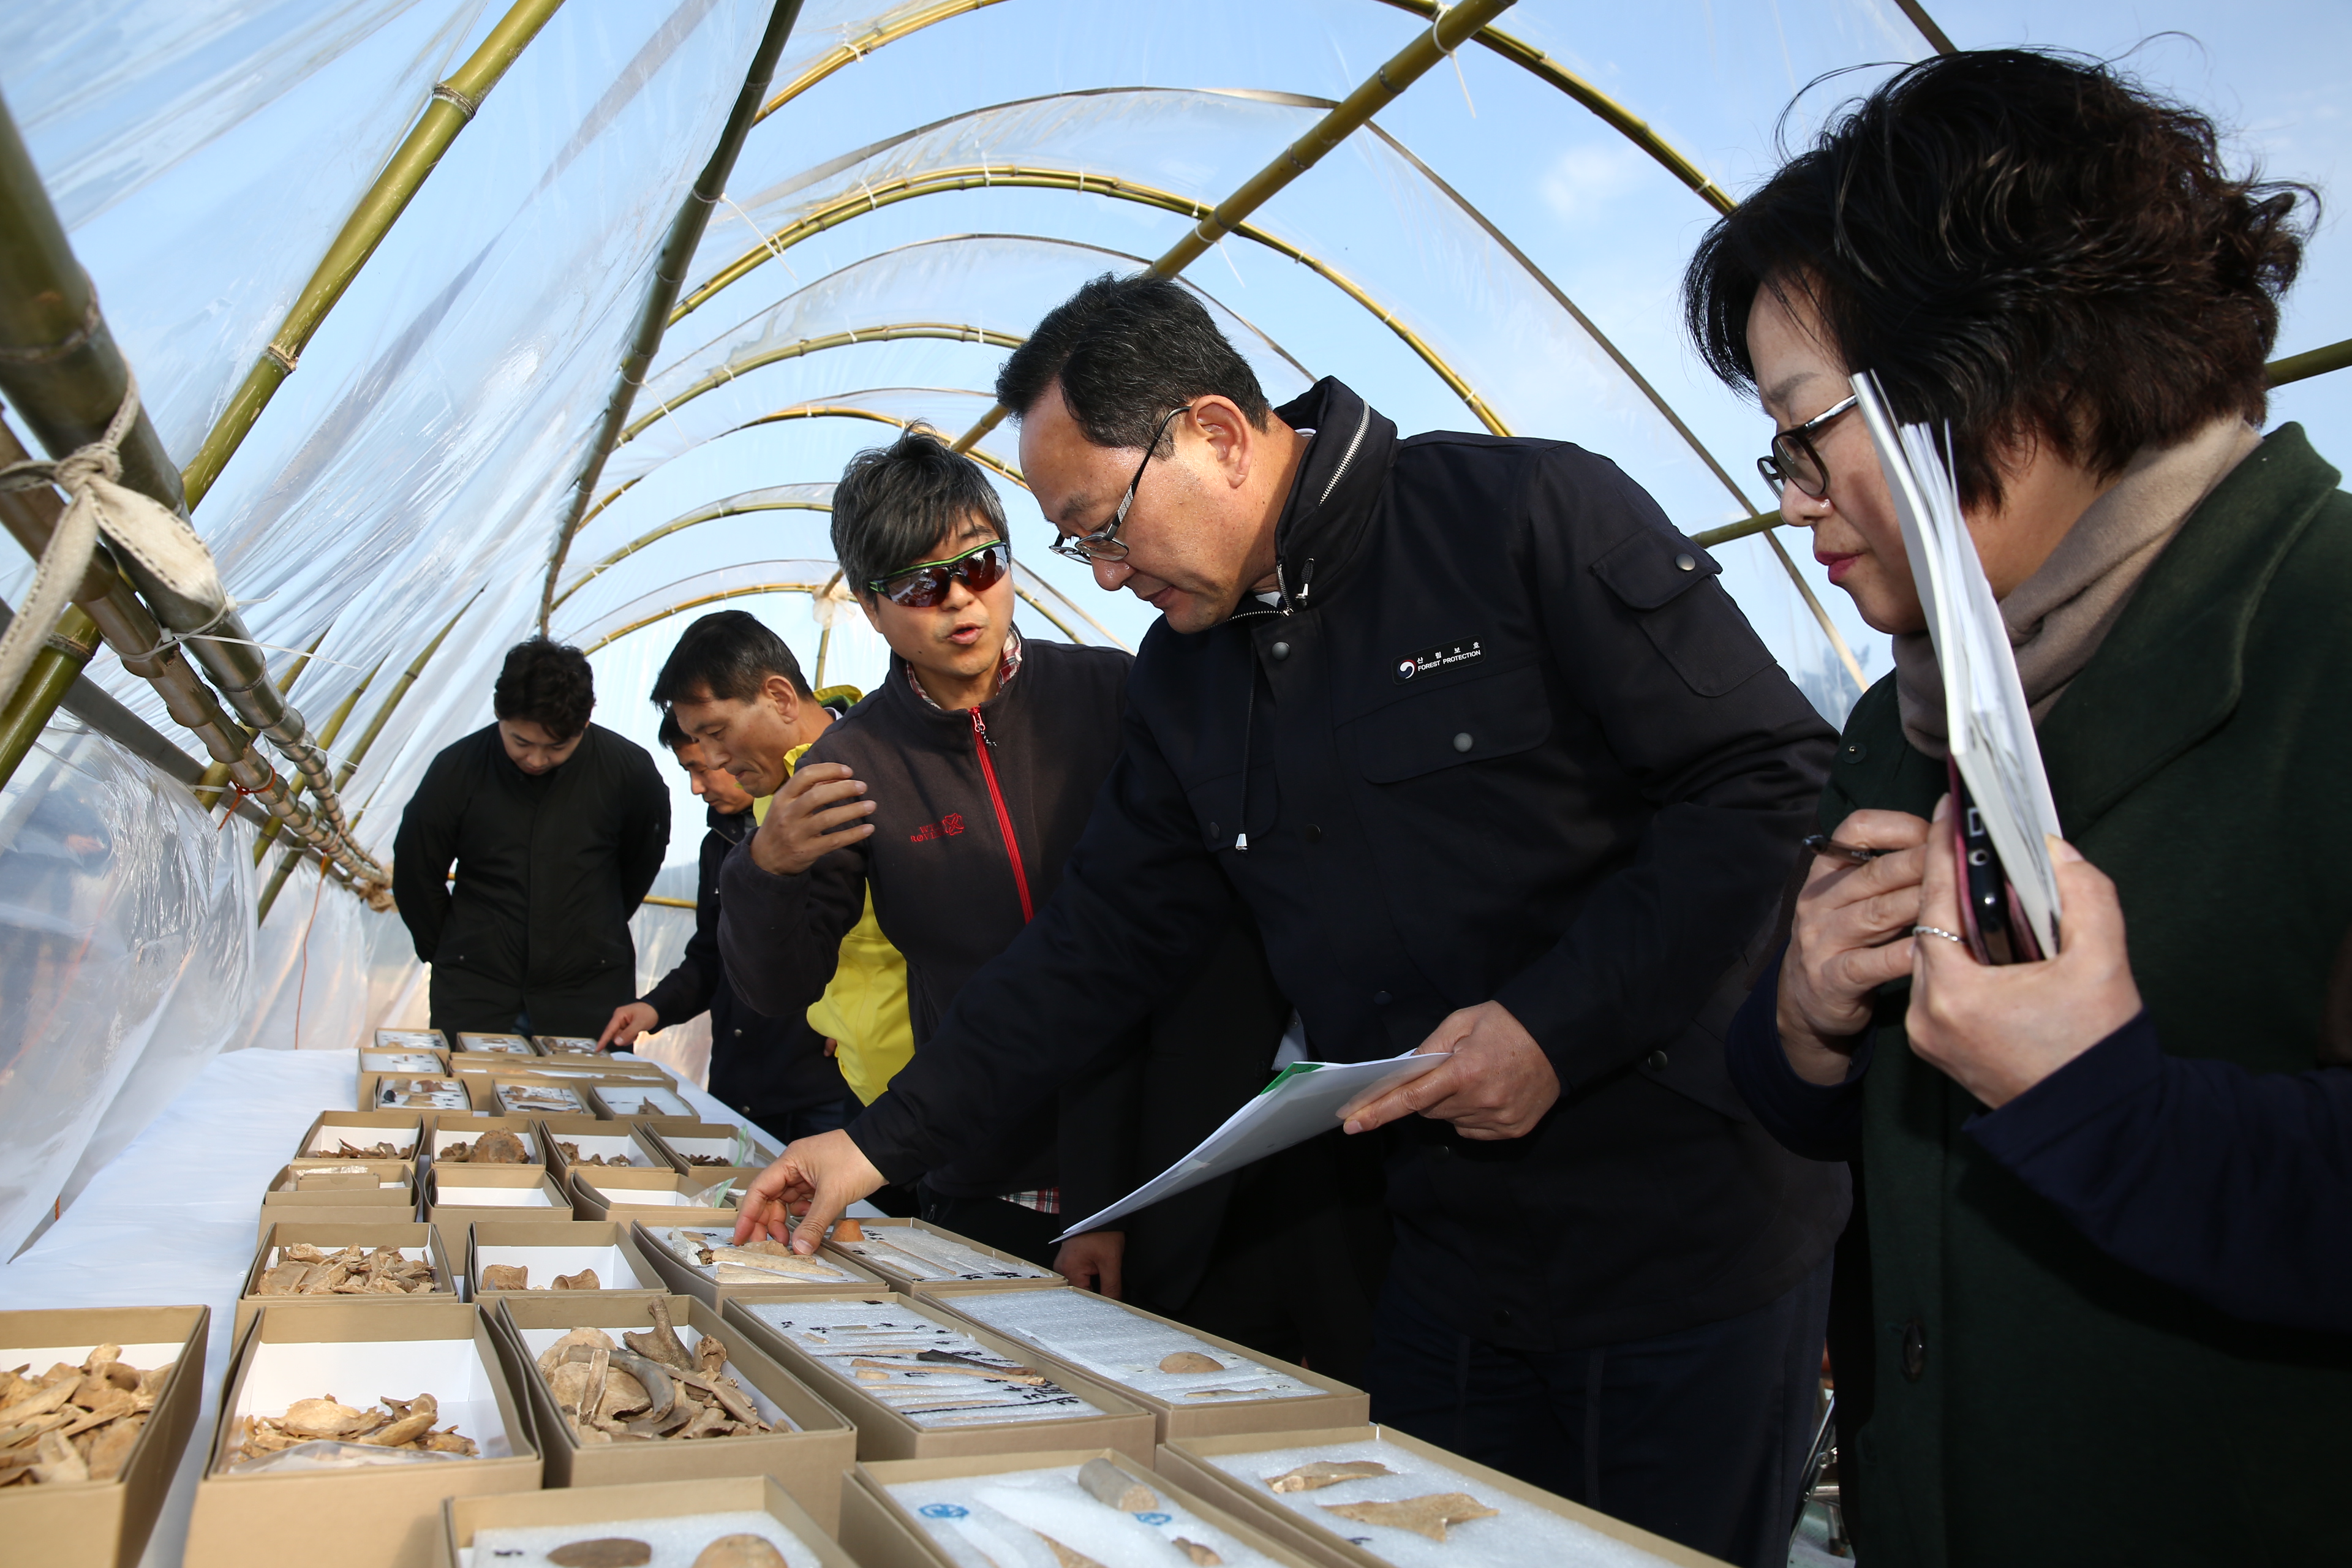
481,1264,530,1291
547,1537,652,1567
1077,1455,1158,1512
538,1325,617,1376
1158,1351,1224,1374
831,1219,864,1240
552,1268,600,1291
1033,1531,1105,1568
693,1536,786,1568
1264,1459,1395,1493
1319,1493,1501,1543
280,1397,374,1439
1173,1541,1224,1567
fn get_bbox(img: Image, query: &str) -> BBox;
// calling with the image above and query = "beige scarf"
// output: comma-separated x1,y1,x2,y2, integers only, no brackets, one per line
1893,417,2263,755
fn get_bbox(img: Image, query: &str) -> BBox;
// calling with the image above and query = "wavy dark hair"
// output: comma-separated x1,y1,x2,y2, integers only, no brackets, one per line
1684,48,2312,510
491,638,594,740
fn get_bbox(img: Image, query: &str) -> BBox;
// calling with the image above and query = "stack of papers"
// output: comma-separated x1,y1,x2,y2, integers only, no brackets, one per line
1852,371,2063,956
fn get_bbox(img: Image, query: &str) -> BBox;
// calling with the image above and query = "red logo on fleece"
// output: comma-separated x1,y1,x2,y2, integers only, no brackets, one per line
908,813,966,843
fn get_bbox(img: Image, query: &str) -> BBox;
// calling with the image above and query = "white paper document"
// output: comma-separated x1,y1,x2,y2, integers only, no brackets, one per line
1055,1050,1450,1239
1851,371,2064,956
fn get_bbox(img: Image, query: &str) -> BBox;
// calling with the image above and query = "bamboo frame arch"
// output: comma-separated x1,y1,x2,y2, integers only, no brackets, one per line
619,322,1024,448
554,493,834,612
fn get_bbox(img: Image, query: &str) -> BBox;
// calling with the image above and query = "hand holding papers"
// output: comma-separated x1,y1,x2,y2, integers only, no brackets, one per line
1056,1051,1451,1239
1851,371,2064,960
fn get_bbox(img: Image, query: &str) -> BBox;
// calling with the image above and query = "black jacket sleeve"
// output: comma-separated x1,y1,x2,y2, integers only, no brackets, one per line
1491,453,1836,1087
848,701,1239,1185
1725,945,1871,1162
617,746,669,911
391,750,461,964
1966,1012,2352,1333
640,827,725,1030
716,825,870,1020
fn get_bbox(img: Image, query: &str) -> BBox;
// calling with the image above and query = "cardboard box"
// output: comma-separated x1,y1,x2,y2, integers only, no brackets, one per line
355,1045,451,1077
587,1081,701,1121
292,1109,424,1164
360,1071,482,1114
0,1305,208,1568
632,1219,886,1309
443,1472,862,1567
568,1167,748,1225
489,1077,597,1118
823,1217,1065,1295
494,1293,858,1523
646,1121,782,1170
238,1221,458,1335
451,1031,540,1058
427,1167,573,1256
184,1300,540,1568
535,1115,671,1177
374,1029,448,1051
1156,1425,1730,1568
842,1447,1329,1568
528,1053,676,1081
259,1163,417,1242
720,1291,1155,1463
929,1285,1369,1443
428,1113,546,1168
467,1220,669,1300
529,1034,605,1057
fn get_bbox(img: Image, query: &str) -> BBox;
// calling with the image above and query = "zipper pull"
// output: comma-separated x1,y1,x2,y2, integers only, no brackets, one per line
970,709,993,748
1296,557,1316,603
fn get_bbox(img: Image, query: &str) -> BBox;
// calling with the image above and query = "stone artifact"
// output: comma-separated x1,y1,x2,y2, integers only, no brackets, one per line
255,1244,438,1296
1264,1458,1395,1493
442,1129,530,1163
228,1391,477,1462
535,1303,771,1444
546,1539,651,1567
1319,1493,1500,1542
692,1534,788,1567
1159,1351,1224,1374
1076,1455,1157,1511
1035,1533,1102,1568
322,1139,401,1159
0,1343,173,1487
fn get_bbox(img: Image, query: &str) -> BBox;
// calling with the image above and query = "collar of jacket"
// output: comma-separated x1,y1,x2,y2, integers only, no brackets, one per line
879,630,1028,730
2039,421,2340,834
708,802,753,845
1243,377,1398,619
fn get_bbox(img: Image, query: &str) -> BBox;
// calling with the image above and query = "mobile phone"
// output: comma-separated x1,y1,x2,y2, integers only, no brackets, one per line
1947,759,2042,965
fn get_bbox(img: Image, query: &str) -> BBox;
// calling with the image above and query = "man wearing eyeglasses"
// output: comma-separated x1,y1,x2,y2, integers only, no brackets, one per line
718,427,1312,1345
741,275,1844,1568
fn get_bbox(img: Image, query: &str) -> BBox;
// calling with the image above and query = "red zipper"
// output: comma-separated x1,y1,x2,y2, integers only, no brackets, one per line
970,709,1033,922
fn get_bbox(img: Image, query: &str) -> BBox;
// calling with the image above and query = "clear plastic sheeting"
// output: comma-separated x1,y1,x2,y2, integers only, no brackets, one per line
0,720,254,1258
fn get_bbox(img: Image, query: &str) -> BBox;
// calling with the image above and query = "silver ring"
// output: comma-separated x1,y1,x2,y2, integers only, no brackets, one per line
1912,924,1969,946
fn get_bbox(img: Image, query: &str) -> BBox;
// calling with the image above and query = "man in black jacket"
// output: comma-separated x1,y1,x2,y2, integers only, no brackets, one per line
744,276,1845,1568
393,637,668,1036
597,706,853,1140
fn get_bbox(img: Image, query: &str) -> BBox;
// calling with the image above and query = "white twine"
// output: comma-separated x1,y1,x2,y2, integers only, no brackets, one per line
718,190,797,281
0,371,142,711
1431,4,1477,116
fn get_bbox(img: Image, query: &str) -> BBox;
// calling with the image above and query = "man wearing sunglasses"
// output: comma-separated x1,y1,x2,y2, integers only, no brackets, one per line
718,428,1300,1327
740,274,1844,1568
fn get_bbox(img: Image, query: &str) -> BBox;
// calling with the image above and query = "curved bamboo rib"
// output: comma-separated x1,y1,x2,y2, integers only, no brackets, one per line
582,579,835,655
756,0,1010,123
619,322,1025,447
666,167,1508,435
737,402,1033,486
554,497,834,612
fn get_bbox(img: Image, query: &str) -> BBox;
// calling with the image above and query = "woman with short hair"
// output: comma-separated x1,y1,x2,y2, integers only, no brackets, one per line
1687,49,2352,1565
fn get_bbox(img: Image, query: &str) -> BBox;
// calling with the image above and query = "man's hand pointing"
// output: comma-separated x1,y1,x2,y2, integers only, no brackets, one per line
734,1128,886,1253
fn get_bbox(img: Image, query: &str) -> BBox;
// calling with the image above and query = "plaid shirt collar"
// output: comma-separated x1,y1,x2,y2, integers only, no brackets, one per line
905,624,1023,710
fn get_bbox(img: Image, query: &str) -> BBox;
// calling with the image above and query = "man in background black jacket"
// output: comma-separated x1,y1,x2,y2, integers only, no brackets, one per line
597,707,853,1140
745,276,1844,1568
393,637,668,1037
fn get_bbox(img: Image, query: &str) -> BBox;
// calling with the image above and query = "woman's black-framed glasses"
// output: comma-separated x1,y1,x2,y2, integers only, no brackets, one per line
867,538,1010,608
1757,394,1858,500
1049,403,1190,565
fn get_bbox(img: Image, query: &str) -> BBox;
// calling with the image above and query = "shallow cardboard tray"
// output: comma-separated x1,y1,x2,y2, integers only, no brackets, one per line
529,1034,605,1057
929,1285,1370,1443
355,1045,453,1077
1156,1424,1729,1568
292,1109,424,1164
518,1055,675,1084
443,1472,861,1568
488,1077,602,1118
631,1219,887,1308
568,1167,750,1224
493,1292,857,1522
720,1291,1156,1463
535,1116,673,1177
360,1071,486,1114
428,1113,548,1169
466,1220,669,1302
587,1082,701,1121
185,1300,540,1568
375,1029,450,1052
646,1122,778,1171
238,1221,458,1335
842,1447,1329,1568
821,1217,1065,1296
259,1164,417,1242
0,1305,208,1568
451,1032,541,1057
426,1167,573,1256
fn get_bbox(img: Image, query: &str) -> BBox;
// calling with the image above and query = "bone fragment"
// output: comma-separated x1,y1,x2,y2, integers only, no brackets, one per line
553,1268,601,1290
1319,1493,1500,1542
547,1537,652,1567
693,1534,788,1568
1174,1542,1224,1566
1033,1531,1104,1568
1264,1459,1395,1493
1076,1455,1158,1511
481,1264,530,1291
1159,1351,1224,1374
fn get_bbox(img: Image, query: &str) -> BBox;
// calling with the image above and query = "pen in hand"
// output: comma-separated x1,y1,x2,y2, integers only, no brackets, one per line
1803,832,1890,865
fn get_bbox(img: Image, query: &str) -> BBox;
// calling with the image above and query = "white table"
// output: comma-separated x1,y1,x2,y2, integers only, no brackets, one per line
0,1047,786,1567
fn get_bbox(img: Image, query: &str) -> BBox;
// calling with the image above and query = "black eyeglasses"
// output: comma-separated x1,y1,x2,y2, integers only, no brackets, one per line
1757,394,1858,500
1049,403,1190,565
867,539,1009,607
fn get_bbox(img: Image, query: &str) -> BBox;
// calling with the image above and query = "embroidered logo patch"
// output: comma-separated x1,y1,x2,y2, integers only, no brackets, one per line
1394,638,1483,682
908,813,965,843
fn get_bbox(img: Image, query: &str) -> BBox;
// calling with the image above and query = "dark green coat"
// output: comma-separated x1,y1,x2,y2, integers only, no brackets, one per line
1822,424,2352,1566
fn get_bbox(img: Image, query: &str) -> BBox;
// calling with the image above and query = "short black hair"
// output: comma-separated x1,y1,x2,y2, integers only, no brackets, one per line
492,638,594,739
655,707,690,750
1684,49,2312,510
995,273,1270,454
649,610,813,707
831,424,1008,596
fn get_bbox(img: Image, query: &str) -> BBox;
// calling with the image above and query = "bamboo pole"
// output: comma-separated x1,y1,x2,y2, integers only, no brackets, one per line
755,0,1006,123
251,657,382,864
617,322,1025,447
553,496,832,612
538,0,809,633
2267,335,2352,387
179,0,570,508
0,605,99,790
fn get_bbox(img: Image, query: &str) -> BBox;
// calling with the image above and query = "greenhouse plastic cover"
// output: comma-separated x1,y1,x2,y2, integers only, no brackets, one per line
0,0,2346,1256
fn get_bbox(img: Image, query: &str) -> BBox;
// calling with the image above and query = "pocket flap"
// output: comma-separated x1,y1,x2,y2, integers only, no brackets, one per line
1357,663,1551,783
1591,529,1720,609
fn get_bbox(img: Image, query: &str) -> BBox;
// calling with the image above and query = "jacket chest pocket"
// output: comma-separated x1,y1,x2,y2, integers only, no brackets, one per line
1356,663,1551,782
